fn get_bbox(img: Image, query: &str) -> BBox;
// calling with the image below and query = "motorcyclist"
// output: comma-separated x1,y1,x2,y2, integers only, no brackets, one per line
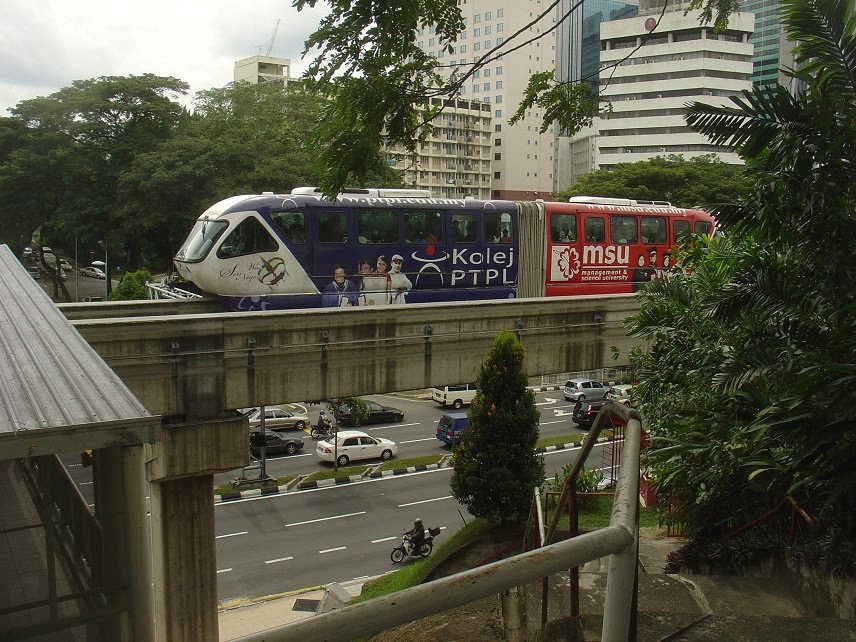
316,411,332,431
404,518,425,556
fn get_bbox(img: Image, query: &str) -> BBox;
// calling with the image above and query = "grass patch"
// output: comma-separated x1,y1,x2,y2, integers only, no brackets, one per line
537,432,585,448
354,518,494,603
547,495,660,530
302,465,369,482
376,454,444,472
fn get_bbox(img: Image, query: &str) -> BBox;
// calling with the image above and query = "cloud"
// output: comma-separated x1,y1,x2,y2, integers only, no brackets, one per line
0,0,327,114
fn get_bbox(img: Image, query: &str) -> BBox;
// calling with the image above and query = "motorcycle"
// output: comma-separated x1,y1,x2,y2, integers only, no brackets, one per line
390,526,441,563
310,413,335,439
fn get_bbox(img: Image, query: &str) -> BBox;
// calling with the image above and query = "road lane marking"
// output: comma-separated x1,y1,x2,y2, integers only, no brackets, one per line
217,568,232,574
265,556,294,564
216,531,248,539
319,546,347,554
368,422,420,431
399,437,438,444
371,536,398,544
536,398,558,406
540,419,569,425
398,495,452,507
286,510,366,527
79,481,93,486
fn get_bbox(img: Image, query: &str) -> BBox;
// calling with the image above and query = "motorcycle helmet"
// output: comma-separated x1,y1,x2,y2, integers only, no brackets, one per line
415,518,423,527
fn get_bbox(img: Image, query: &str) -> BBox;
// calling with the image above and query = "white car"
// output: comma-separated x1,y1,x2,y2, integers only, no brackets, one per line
80,266,106,279
315,430,397,467
606,384,635,406
243,405,309,431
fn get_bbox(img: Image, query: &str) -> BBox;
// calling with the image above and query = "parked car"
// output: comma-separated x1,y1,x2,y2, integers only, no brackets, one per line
27,265,41,279
249,429,305,457
22,247,33,258
243,405,309,431
335,400,404,426
315,430,398,467
572,400,626,429
80,266,106,279
59,259,73,272
606,384,634,406
432,384,477,409
563,378,608,402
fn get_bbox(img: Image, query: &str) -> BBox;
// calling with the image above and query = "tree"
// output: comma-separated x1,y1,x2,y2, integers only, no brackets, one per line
450,330,544,524
109,269,155,301
630,0,856,543
296,0,742,197
556,155,753,209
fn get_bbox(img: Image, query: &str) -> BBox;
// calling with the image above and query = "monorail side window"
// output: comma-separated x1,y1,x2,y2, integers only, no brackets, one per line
485,211,513,243
318,212,347,243
610,215,637,244
584,217,605,243
674,220,690,241
640,217,666,244
217,217,278,258
452,213,477,242
694,220,712,235
551,213,577,243
358,210,398,244
404,211,443,243
271,211,306,244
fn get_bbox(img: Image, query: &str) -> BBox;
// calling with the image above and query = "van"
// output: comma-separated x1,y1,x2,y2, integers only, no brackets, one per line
436,412,470,446
432,384,477,410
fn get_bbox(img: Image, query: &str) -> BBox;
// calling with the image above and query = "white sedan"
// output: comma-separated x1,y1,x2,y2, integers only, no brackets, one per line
315,430,398,467
80,266,106,279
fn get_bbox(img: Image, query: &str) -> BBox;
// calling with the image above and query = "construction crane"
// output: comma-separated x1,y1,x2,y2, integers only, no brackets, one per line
265,19,281,57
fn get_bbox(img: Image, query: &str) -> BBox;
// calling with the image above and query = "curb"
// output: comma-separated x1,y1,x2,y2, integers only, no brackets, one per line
213,437,615,502
529,384,564,392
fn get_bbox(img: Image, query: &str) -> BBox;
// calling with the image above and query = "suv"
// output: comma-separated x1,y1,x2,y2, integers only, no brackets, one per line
432,384,477,410
572,400,626,429
436,412,470,446
563,378,607,402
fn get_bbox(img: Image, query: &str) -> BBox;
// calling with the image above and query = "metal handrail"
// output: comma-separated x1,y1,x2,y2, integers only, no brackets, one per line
235,402,643,642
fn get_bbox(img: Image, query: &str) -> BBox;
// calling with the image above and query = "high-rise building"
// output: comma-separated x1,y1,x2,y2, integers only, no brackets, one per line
234,55,296,88
421,1,557,199
555,0,753,188
740,0,794,89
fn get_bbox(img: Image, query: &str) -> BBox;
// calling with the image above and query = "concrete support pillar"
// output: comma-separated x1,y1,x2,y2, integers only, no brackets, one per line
501,586,527,642
150,475,218,642
94,445,154,641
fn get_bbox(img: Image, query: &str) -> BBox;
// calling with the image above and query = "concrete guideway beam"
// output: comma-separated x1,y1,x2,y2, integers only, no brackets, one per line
71,295,643,417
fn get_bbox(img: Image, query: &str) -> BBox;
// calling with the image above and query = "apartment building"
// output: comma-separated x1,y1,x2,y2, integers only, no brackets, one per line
385,98,493,200
233,55,296,88
418,1,558,200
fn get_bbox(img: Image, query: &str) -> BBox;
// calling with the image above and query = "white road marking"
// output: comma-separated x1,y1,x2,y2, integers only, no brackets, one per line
371,536,398,544
265,556,294,565
79,481,93,486
285,510,366,528
399,437,438,444
540,419,569,425
536,398,558,406
553,409,575,416
319,546,347,554
216,531,248,539
398,495,452,507
368,422,420,431
217,568,232,574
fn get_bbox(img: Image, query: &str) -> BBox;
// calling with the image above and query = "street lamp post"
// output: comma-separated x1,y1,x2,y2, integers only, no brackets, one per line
98,240,108,299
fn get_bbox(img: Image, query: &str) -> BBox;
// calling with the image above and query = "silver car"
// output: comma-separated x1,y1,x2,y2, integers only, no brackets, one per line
563,378,608,402
243,405,309,431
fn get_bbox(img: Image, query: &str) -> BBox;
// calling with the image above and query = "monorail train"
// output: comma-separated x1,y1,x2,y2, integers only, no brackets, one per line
172,187,715,312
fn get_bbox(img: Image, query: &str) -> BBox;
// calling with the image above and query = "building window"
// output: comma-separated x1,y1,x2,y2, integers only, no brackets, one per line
496,66,503,75
429,38,435,46
474,27,481,37
494,152,501,160
484,83,490,91
495,138,501,146
495,80,502,89
485,11,492,20
495,124,502,132
497,23,504,32
496,37,504,45
474,14,481,23
494,171,501,179
497,8,503,18
495,109,502,117
495,95,502,103
460,44,467,53
473,70,480,78
474,42,481,51
485,26,492,35
485,40,491,48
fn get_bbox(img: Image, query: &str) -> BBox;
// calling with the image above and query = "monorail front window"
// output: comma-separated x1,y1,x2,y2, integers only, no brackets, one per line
694,220,712,235
551,213,577,243
640,217,667,244
177,220,228,261
216,217,278,258
358,210,398,244
271,211,306,244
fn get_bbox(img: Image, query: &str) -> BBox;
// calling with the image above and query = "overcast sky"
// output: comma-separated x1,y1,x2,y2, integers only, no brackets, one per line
0,0,329,115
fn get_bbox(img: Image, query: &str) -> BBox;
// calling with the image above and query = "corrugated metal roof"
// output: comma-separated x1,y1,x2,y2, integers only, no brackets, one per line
0,245,160,459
